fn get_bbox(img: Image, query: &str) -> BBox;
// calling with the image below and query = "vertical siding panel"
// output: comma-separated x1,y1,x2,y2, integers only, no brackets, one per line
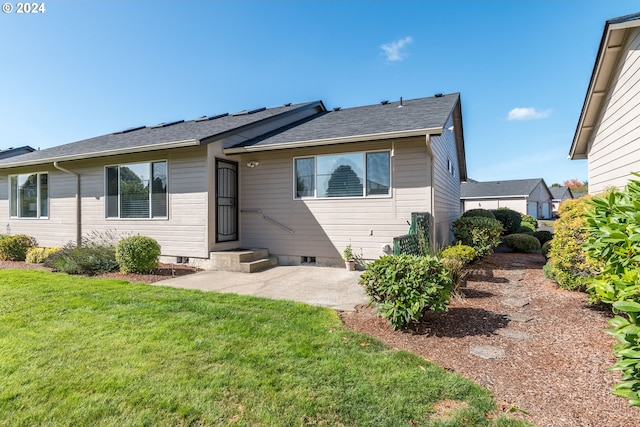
589,28,640,193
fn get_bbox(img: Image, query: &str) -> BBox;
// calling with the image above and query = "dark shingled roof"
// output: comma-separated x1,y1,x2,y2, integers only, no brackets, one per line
0,146,35,160
226,93,460,150
550,186,573,200
461,179,545,198
0,102,322,168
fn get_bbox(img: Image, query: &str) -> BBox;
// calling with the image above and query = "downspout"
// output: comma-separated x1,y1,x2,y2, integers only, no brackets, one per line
53,162,81,246
425,135,436,248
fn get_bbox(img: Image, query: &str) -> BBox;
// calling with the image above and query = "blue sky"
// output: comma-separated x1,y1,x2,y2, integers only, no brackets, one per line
0,1,637,185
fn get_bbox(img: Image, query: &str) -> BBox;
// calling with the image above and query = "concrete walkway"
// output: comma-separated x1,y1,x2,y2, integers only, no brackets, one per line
154,266,369,312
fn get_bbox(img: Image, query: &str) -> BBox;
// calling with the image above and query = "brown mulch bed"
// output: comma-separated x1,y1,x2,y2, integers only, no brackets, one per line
341,252,640,427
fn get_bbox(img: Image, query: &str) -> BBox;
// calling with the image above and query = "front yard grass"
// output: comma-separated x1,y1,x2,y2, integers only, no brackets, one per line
0,270,527,426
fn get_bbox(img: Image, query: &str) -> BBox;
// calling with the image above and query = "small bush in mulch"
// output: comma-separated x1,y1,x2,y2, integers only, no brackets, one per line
0,235,38,261
116,236,161,274
26,247,62,264
45,244,118,276
502,233,541,253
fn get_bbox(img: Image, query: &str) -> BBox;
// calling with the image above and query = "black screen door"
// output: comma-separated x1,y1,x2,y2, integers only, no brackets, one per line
216,159,238,242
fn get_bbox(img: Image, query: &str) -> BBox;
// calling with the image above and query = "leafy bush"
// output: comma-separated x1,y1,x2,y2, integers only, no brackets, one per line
452,216,502,258
0,235,38,261
26,247,62,264
516,225,535,234
521,214,538,231
441,257,464,294
45,244,118,275
582,178,640,408
541,240,552,260
491,208,522,235
502,233,541,253
439,244,476,265
542,261,554,279
358,254,452,330
533,230,553,246
546,196,600,291
461,209,495,220
116,236,161,274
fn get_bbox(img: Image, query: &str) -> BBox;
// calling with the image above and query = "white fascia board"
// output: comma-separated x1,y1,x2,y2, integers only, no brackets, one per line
0,139,200,169
461,195,528,200
223,127,443,154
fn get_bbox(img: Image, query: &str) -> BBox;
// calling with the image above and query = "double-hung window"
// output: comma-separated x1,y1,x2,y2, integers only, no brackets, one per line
294,151,390,198
106,161,167,219
9,172,48,218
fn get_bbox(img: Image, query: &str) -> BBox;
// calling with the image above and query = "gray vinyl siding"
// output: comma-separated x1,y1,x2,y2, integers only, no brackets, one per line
238,137,432,262
588,27,640,194
0,147,210,258
431,115,461,248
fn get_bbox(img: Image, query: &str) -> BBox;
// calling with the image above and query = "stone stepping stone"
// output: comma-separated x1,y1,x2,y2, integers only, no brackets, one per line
502,298,530,308
507,313,534,323
470,344,506,359
499,288,526,298
511,262,526,268
496,329,531,340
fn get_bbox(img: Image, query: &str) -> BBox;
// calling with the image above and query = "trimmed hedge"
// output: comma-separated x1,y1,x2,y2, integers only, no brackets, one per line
116,236,161,274
439,244,476,265
461,209,496,220
502,233,541,253
452,216,503,258
491,208,522,235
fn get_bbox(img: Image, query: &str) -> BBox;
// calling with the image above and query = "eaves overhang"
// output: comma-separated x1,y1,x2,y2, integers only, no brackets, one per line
0,139,200,169
570,13,640,160
223,127,444,154
461,195,529,200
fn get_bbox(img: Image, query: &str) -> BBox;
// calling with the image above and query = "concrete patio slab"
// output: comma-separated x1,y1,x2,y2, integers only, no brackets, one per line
153,266,369,312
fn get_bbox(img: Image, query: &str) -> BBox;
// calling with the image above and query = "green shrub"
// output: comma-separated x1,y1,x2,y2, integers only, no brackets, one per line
0,235,38,261
541,240,552,260
452,216,502,258
533,230,553,246
502,233,541,253
116,236,161,274
442,257,464,294
547,196,600,291
491,208,522,235
26,247,62,264
521,214,538,231
582,178,640,408
45,244,118,275
461,209,495,220
358,254,452,330
439,244,476,265
516,225,535,234
542,261,554,279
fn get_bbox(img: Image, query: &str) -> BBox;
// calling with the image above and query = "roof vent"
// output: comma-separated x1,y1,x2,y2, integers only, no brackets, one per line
380,100,389,105
113,125,146,135
151,120,184,129
284,103,292,107
398,97,403,108
195,113,229,122
333,107,341,112
232,110,248,116
248,107,266,114
435,93,443,98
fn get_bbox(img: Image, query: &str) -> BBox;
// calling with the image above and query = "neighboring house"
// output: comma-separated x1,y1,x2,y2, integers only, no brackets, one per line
549,186,574,217
0,93,467,268
461,178,553,219
0,146,35,160
570,12,640,194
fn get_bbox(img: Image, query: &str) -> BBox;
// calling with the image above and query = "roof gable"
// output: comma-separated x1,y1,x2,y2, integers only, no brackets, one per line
461,178,546,199
570,13,640,159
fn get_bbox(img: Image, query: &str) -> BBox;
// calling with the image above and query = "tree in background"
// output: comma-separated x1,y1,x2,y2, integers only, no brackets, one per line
564,178,588,195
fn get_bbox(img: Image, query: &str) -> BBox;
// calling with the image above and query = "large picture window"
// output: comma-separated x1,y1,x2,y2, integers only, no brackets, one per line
9,172,48,218
294,151,390,199
106,161,167,219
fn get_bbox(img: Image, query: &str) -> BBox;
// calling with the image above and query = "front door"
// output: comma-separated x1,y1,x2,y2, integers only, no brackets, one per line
216,159,238,242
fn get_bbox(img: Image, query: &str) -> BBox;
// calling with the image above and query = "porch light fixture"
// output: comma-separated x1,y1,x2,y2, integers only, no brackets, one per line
246,160,260,168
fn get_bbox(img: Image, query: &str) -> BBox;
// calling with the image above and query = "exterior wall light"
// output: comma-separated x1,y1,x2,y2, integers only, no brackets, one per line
246,160,259,168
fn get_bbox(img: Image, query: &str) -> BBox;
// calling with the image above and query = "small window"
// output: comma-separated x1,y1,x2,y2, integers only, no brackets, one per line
9,172,48,218
105,161,167,219
294,151,391,199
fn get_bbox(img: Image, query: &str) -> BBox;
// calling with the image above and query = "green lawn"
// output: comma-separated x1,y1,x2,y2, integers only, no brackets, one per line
0,270,528,426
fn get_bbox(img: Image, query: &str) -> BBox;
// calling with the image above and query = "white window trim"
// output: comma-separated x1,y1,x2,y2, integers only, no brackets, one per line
9,171,49,219
104,160,169,220
293,150,392,200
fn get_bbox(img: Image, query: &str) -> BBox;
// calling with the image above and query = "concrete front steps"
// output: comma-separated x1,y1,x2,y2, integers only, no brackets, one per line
207,248,278,273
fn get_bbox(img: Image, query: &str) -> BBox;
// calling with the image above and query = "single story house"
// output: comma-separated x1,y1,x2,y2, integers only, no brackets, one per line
569,12,640,194
461,178,553,219
0,93,467,269
549,185,574,217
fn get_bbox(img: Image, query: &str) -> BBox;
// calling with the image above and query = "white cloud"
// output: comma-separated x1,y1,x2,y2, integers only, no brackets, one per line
380,36,413,62
507,107,551,121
